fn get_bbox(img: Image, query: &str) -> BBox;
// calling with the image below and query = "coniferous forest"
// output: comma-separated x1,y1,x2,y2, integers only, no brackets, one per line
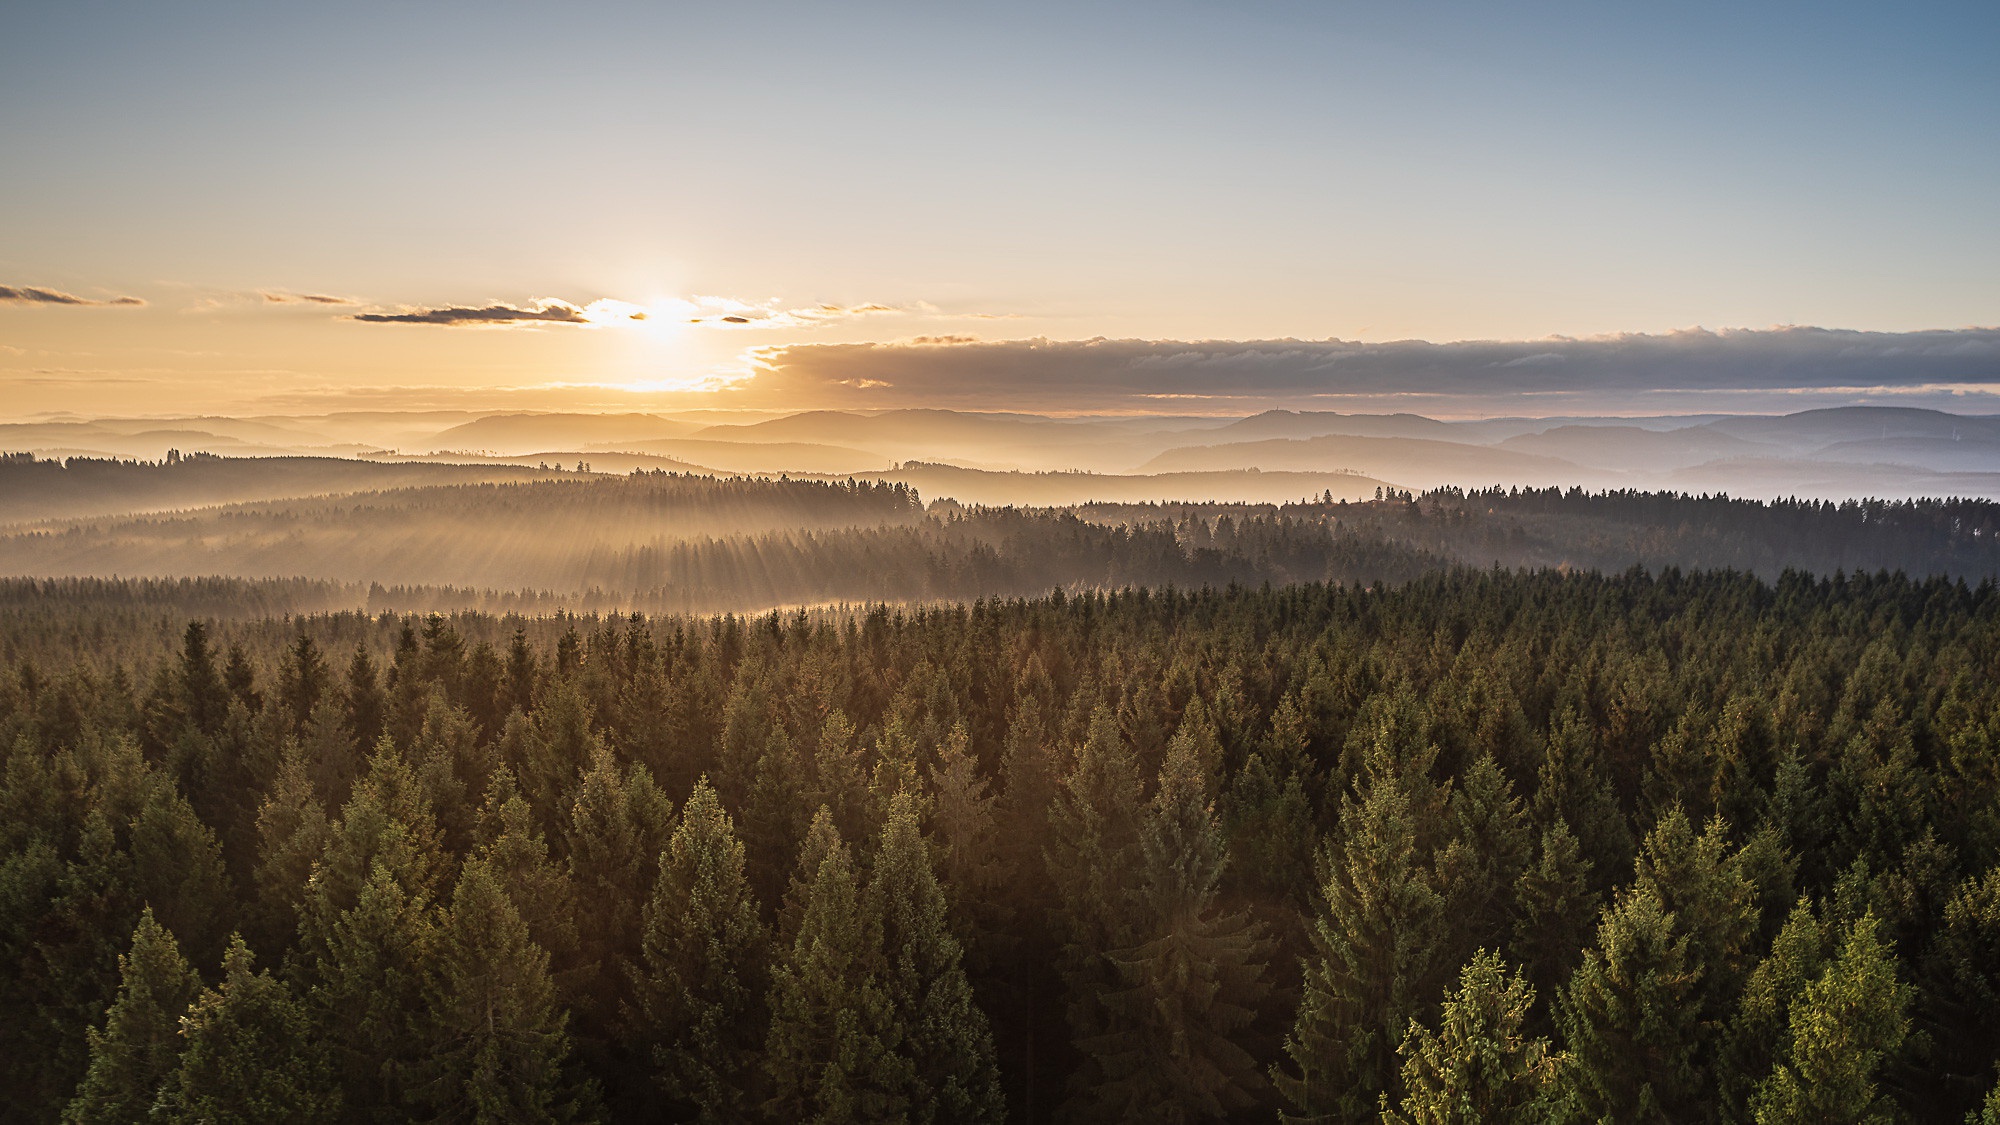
6,529,2000,1121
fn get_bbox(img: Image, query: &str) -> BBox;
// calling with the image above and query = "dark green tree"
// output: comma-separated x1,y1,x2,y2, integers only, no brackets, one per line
153,935,340,1124
633,777,769,1123
1379,951,1562,1125
417,860,584,1124
1750,911,1910,1125
1555,884,1705,1124
1080,729,1271,1122
1276,741,1448,1123
763,815,904,1123
871,790,1005,1124
63,909,200,1125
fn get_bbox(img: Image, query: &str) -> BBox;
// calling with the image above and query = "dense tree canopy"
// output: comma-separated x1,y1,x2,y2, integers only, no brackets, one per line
4,546,2000,1120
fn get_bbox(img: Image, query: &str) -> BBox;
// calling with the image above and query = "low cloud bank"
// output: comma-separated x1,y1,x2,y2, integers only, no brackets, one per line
738,327,2000,413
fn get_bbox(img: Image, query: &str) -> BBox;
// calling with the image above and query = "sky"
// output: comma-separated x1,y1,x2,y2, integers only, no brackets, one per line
1,0,1995,419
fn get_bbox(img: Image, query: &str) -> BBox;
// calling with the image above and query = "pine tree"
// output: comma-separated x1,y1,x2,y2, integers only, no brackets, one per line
473,768,582,998
1380,951,1561,1125
418,860,583,1124
1718,897,1830,1124
1511,820,1598,1031
297,859,442,1120
633,777,769,1124
927,723,1012,969
1080,728,1271,1122
764,815,905,1123
1751,911,1911,1125
1045,706,1147,1106
561,744,673,1043
871,790,1005,1124
1555,884,1705,1124
126,779,231,972
64,909,200,1125
249,738,332,958
153,935,340,1124
1276,744,1448,1124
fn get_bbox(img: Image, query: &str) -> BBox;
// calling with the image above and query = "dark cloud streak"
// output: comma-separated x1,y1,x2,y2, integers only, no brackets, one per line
0,285,144,307
351,301,588,326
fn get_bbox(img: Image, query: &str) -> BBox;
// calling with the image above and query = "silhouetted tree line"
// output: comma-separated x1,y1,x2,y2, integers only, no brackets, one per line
1081,487,2000,581
5,565,2000,1121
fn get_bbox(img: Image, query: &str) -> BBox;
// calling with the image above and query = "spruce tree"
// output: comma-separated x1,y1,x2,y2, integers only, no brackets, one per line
633,777,769,1123
871,790,1005,1124
473,768,582,997
1276,743,1448,1123
297,859,442,1120
1751,911,1911,1125
1511,820,1598,1031
126,780,231,972
1380,951,1561,1125
64,909,200,1125
249,737,332,958
1081,729,1271,1122
1434,753,1531,972
153,935,339,1124
1718,898,1829,1123
561,744,673,1043
1917,867,2000,1119
927,722,1012,969
418,860,582,1123
764,815,905,1123
1555,884,1705,1124
1045,706,1147,1109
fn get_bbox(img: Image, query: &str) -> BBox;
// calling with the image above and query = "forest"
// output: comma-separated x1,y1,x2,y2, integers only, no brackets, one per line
5,558,2000,1122
5,471,2000,614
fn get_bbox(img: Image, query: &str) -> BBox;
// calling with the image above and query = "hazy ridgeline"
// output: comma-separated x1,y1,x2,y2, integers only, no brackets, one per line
3,472,2000,616
0,453,574,525
5,571,2000,1121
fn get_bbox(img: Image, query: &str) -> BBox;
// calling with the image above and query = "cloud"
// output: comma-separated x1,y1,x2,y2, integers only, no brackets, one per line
0,285,144,307
681,298,910,329
351,299,593,326
344,293,975,330
733,326,2000,414
261,291,358,306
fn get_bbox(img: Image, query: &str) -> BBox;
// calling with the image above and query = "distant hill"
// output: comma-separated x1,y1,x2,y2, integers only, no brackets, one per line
0,455,562,525
690,408,1200,472
1496,425,1773,472
1138,433,1601,488
422,412,699,454
579,438,889,475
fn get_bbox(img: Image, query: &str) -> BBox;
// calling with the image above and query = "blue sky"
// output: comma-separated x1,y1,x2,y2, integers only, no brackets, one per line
1,1,1994,415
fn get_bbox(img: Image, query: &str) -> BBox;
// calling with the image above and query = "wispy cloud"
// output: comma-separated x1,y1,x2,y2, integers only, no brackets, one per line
261,290,358,306
0,285,144,307
344,292,997,330
682,298,906,329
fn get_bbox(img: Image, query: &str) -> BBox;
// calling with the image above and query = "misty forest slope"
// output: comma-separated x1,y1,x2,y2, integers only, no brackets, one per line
0,454,572,526
3,473,2000,616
